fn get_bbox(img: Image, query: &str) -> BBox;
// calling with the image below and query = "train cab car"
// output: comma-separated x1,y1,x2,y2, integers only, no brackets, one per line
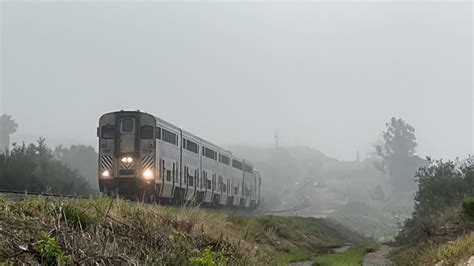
98,111,157,198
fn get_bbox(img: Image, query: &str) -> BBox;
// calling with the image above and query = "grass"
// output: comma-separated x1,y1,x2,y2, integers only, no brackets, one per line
390,231,474,265
0,194,365,264
275,249,314,265
313,242,380,266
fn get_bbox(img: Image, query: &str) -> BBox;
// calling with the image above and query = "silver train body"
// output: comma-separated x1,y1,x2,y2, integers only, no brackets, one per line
97,110,261,208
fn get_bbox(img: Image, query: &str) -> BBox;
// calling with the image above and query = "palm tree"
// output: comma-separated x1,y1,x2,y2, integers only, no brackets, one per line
0,114,18,153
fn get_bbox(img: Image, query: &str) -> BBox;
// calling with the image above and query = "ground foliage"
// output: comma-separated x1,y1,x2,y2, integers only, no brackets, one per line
396,157,474,245
54,145,99,190
392,156,474,265
0,195,365,265
0,139,93,196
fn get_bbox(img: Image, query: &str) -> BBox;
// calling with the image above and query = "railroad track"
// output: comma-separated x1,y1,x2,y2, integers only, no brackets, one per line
262,203,310,214
0,189,82,199
0,189,311,215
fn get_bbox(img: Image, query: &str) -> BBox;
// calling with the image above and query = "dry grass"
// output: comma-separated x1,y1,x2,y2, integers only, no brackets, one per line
391,231,474,265
0,195,360,264
0,195,266,264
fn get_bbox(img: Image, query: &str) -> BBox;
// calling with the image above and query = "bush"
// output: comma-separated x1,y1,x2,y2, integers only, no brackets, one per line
462,197,474,218
0,139,93,196
189,246,227,266
395,157,474,244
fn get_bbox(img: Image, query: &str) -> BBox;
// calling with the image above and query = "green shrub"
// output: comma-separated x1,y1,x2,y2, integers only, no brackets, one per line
462,196,474,218
34,232,68,265
62,205,98,229
189,246,227,266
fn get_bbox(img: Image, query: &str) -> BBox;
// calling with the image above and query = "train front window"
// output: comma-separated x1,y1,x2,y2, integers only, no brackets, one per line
140,126,153,139
121,119,134,133
102,126,115,139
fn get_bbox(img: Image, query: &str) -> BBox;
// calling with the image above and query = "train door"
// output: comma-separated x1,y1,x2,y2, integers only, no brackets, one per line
117,116,138,177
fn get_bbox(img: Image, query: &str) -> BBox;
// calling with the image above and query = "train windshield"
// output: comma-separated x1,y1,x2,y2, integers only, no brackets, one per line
119,118,136,153
121,119,134,132
140,126,154,139
101,125,115,139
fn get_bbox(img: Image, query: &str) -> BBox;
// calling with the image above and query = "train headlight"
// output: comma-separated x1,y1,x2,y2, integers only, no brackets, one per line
102,170,110,178
121,157,133,163
143,169,153,180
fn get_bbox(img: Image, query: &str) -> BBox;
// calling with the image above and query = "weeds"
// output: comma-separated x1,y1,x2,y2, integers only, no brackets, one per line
0,195,363,264
462,196,474,218
34,232,68,265
313,242,380,266
189,246,227,266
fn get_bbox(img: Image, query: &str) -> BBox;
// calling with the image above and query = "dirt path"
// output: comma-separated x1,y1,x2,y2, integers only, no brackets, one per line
363,245,393,266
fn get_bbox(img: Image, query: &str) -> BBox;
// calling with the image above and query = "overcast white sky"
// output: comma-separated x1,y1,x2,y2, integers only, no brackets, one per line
1,1,472,160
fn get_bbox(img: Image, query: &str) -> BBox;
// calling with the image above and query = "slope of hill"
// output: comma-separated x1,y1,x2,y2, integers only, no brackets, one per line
0,194,369,265
229,146,422,241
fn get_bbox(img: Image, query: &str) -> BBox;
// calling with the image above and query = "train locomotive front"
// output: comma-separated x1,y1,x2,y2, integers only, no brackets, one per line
98,111,157,199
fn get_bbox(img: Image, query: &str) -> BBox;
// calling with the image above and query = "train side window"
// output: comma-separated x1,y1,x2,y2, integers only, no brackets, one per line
121,119,134,133
140,126,153,139
162,129,177,145
156,127,162,140
188,171,194,186
101,125,115,139
166,170,171,182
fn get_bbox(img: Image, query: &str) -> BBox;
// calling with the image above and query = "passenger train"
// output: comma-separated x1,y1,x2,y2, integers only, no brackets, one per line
97,110,261,208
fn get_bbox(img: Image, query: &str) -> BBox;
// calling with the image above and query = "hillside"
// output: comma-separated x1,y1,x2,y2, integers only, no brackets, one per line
0,194,371,265
229,146,425,241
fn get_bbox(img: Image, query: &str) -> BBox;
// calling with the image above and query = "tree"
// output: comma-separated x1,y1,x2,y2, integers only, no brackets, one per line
375,117,425,192
0,139,93,195
54,145,99,190
0,114,18,153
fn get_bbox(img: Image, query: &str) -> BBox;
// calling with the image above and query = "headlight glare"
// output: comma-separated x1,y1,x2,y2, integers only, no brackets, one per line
143,169,153,180
121,157,133,163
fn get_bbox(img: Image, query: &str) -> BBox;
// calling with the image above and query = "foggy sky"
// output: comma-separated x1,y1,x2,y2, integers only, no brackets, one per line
1,1,472,160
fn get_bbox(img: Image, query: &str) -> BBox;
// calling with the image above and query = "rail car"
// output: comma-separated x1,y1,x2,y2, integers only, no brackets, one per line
97,110,261,208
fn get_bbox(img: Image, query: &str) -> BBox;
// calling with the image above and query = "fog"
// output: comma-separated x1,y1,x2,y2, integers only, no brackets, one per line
1,1,472,160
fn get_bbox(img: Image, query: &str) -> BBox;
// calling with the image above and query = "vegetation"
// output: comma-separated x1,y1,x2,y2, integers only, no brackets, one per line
54,145,99,190
34,232,68,265
395,157,474,245
0,139,93,196
0,195,365,264
463,196,474,218
391,156,474,265
374,117,426,192
391,232,474,265
313,243,379,266
0,114,18,153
